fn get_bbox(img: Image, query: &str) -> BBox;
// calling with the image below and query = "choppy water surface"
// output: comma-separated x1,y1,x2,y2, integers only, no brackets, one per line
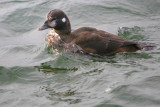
0,0,160,107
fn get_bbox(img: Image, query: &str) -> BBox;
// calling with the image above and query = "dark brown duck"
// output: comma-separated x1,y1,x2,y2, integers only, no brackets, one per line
39,9,155,56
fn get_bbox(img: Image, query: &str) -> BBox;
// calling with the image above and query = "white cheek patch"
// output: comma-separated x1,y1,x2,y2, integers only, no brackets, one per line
51,20,56,27
62,17,66,23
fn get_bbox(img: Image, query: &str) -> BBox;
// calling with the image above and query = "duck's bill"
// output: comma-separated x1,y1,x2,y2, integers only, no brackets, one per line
38,23,49,31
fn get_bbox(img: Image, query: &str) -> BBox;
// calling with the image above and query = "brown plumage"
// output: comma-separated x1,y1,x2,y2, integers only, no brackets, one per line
38,9,155,56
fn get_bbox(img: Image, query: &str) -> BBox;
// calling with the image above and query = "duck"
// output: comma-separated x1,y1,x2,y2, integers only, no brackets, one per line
38,9,155,56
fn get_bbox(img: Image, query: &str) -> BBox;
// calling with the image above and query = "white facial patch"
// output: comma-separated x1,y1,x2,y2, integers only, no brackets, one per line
62,17,66,23
50,20,56,27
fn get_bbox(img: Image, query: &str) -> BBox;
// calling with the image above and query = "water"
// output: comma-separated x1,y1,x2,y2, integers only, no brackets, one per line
0,0,160,107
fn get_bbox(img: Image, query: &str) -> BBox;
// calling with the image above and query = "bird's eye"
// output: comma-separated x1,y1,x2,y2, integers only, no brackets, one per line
49,16,56,21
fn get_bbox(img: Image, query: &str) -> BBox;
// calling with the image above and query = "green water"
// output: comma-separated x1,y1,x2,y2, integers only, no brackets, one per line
0,0,160,107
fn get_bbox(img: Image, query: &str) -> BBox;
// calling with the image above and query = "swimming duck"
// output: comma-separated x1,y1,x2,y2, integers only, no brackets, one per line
38,9,155,56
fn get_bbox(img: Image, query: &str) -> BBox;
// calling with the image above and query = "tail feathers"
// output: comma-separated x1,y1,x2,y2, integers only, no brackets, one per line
137,42,156,51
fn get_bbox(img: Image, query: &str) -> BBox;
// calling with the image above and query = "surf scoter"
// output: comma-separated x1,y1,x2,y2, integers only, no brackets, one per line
38,9,155,56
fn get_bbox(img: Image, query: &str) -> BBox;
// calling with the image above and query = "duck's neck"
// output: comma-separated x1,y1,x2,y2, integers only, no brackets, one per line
54,17,72,43
54,29,73,43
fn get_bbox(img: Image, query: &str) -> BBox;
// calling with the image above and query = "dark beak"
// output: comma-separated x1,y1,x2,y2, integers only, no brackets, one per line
38,22,49,31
